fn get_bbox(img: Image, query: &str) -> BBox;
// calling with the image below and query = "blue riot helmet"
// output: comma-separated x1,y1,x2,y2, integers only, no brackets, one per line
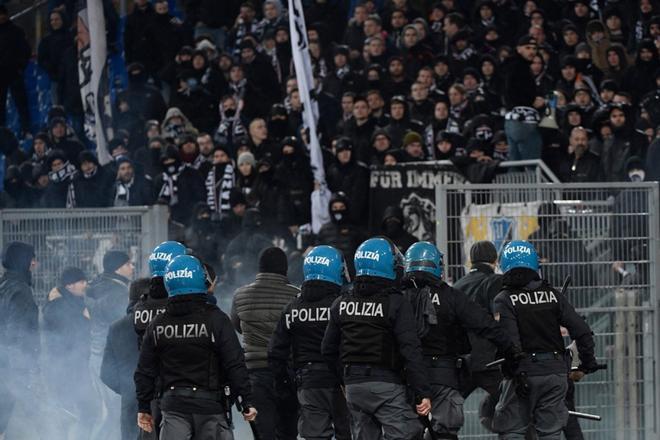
354,237,404,280
303,245,348,286
499,240,539,273
149,241,187,277
164,255,207,296
404,241,443,279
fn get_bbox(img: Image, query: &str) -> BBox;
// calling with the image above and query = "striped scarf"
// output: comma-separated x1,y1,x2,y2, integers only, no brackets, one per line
205,163,235,217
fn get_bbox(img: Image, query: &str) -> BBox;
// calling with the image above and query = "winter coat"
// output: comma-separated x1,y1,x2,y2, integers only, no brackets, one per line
37,25,72,81
380,205,417,253
112,174,155,206
85,272,130,359
327,161,369,226
124,3,158,73
503,53,537,109
0,19,31,82
559,151,603,182
73,166,114,207
231,273,299,369
57,45,84,115
274,151,314,226
0,270,39,376
101,314,140,440
316,221,366,277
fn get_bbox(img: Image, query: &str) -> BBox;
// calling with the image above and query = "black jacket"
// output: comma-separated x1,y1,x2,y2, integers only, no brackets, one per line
269,281,342,388
326,161,369,226
0,19,31,81
0,270,39,375
503,54,537,109
102,313,140,440
322,277,431,400
136,294,252,413
37,27,72,81
452,264,503,371
124,3,158,73
316,221,366,277
380,206,417,253
494,272,596,376
559,151,602,182
86,272,131,358
73,166,115,207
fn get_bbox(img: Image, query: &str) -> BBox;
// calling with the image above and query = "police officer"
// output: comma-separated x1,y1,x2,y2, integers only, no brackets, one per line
492,240,599,439
269,245,351,440
134,241,187,348
132,241,187,438
322,237,432,440
402,241,522,439
452,241,504,398
135,255,257,439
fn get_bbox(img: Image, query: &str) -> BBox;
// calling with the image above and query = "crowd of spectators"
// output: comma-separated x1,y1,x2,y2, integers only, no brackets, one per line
2,0,660,283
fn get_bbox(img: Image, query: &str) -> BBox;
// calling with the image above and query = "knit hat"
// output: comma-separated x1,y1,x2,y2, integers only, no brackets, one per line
470,241,498,264
2,241,35,272
237,151,256,167
61,267,87,286
103,250,131,274
258,247,288,276
403,131,423,148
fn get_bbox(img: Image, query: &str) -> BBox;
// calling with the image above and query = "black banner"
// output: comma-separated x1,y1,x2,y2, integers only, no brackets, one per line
369,162,467,242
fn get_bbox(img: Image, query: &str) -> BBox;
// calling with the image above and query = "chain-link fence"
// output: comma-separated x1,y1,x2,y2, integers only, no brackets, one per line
0,206,168,305
436,182,660,440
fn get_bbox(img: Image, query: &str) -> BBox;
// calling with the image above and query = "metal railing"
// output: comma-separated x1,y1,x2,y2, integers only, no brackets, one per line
0,206,168,305
436,182,660,440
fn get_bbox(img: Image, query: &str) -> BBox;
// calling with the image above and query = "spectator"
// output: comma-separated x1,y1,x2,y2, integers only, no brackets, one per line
184,202,220,267
559,126,602,182
327,137,369,226
133,136,165,179
503,35,544,161
42,267,98,439
124,0,158,77
274,136,313,228
316,192,366,277
601,105,647,181
48,118,85,166
384,95,424,149
73,151,114,208
205,144,234,218
43,149,77,208
236,151,256,198
37,10,71,106
112,156,155,206
0,6,31,134
380,205,417,252
342,96,377,162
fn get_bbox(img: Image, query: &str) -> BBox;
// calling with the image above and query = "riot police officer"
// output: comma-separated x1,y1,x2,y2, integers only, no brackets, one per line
268,245,351,440
402,241,522,439
135,255,257,439
134,241,187,348
492,240,598,439
132,241,186,438
322,237,432,440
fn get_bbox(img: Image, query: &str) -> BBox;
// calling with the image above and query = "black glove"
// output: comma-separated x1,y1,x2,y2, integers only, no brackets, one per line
514,372,530,399
501,346,526,379
578,360,603,374
504,345,526,364
274,375,296,403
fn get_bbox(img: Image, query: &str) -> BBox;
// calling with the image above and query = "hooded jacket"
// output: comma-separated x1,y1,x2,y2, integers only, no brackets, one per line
0,242,39,376
380,206,417,253
85,272,130,358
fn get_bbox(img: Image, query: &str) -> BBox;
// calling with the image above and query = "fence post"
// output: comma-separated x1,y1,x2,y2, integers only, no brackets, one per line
436,184,448,277
140,205,168,277
650,182,660,438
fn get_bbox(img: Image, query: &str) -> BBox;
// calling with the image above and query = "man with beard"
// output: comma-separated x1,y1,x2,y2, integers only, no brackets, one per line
327,138,369,226
112,157,155,206
601,105,648,182
559,127,602,183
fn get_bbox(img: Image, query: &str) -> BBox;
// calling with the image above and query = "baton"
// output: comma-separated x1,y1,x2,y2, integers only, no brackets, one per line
568,410,601,421
416,399,439,440
235,395,261,440
561,276,572,295
485,358,506,368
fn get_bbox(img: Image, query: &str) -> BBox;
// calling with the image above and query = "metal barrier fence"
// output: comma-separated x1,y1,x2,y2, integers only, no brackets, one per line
436,182,660,440
0,206,168,305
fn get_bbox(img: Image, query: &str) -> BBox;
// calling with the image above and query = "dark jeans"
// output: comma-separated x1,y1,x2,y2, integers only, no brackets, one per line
0,73,30,132
504,120,542,162
248,368,299,440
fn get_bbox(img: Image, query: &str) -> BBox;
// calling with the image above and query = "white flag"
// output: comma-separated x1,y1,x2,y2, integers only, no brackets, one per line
77,0,113,165
288,0,330,233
